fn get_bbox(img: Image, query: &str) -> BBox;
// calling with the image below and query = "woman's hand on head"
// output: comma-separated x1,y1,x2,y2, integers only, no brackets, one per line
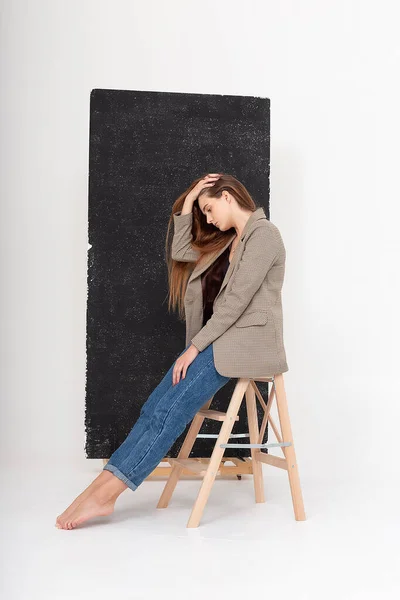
172,344,199,385
186,173,222,204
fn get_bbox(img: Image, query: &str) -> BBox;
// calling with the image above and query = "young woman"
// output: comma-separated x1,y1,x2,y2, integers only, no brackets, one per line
55,173,288,529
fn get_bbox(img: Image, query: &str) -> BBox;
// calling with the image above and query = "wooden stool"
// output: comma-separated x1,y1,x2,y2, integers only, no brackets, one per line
156,373,306,528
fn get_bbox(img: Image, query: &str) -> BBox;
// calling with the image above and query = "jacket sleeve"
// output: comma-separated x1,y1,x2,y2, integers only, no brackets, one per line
171,211,201,262
190,224,281,352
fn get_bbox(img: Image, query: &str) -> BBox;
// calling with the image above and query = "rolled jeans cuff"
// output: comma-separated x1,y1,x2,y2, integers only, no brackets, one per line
103,462,139,492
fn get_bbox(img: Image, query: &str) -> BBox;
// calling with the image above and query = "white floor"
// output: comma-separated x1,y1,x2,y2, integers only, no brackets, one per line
1,457,399,600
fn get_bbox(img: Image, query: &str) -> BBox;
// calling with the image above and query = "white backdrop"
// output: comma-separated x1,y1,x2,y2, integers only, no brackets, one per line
1,0,399,486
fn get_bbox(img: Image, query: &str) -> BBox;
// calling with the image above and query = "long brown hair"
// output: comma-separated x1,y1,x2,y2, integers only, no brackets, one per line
165,172,258,320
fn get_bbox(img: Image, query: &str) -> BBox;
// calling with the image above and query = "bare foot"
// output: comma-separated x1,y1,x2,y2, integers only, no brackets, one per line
55,469,114,527
56,476,129,530
56,493,116,530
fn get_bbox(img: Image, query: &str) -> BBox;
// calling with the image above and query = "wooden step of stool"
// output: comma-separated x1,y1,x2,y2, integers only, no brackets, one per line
197,409,239,422
168,458,222,476
156,373,306,528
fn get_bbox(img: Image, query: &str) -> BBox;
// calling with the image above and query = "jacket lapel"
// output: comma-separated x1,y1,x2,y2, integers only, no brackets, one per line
188,206,267,287
214,207,267,300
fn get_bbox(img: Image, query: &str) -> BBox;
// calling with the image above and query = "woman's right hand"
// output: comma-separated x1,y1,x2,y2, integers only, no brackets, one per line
186,173,221,204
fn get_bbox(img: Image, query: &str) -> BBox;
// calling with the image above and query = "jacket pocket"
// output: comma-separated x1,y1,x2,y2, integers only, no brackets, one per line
235,310,269,327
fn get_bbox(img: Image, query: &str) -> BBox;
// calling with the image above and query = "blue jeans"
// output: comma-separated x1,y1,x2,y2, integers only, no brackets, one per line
103,342,231,491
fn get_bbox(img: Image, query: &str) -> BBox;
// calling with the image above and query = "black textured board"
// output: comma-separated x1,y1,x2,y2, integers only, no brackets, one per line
85,88,272,460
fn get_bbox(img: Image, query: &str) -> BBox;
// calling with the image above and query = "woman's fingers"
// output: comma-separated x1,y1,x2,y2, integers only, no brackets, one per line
173,363,179,385
173,361,187,385
202,174,220,187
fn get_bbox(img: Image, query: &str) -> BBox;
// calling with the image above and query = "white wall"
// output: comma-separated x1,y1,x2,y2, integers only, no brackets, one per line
1,0,399,483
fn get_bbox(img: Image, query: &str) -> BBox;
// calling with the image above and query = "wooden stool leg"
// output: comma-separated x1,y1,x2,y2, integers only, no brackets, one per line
157,397,214,508
186,379,250,528
273,373,306,521
245,384,265,503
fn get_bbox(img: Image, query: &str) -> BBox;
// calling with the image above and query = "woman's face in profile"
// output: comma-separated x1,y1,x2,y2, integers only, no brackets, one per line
198,194,230,231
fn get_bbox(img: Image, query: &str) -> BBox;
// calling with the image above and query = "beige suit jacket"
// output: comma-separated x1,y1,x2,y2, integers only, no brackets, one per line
171,206,289,378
